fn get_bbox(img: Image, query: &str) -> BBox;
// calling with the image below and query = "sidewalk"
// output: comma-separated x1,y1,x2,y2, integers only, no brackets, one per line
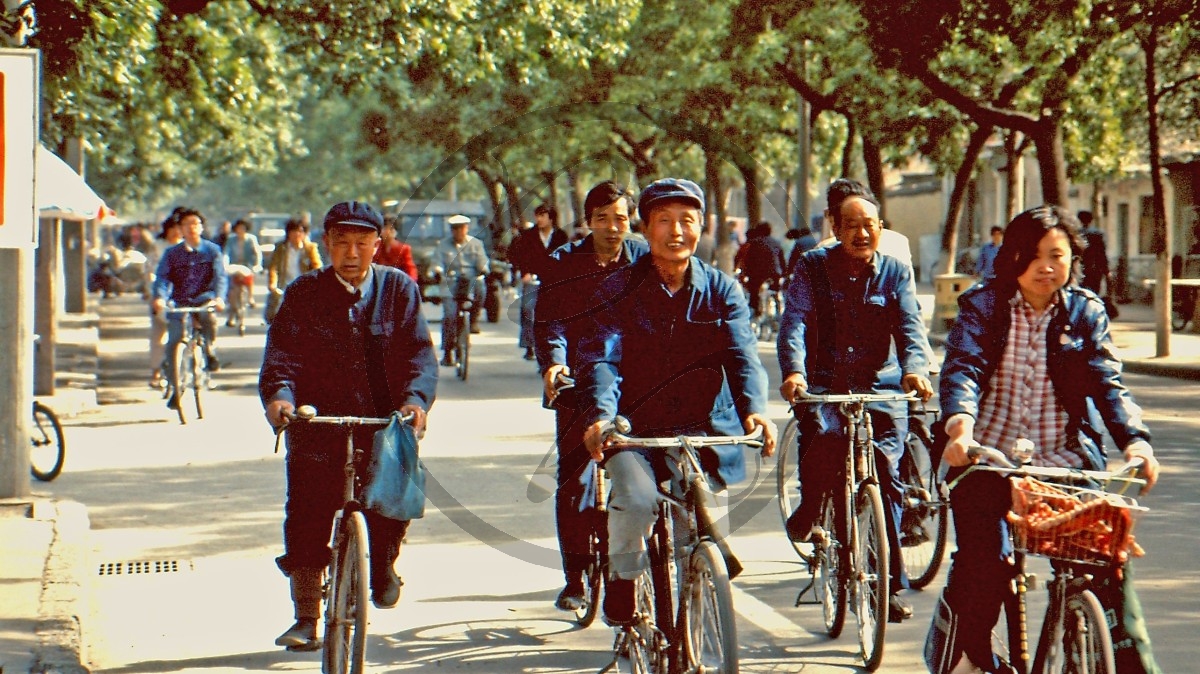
2,290,1198,673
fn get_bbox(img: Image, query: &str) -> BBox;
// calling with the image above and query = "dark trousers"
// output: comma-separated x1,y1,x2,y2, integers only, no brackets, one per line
942,469,1160,673
554,403,596,584
278,450,409,577
795,405,909,593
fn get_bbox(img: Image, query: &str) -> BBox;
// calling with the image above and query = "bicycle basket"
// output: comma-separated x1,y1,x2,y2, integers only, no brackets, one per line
1007,477,1146,566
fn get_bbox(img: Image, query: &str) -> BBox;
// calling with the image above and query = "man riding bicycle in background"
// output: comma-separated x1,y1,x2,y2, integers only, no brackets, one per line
534,180,649,613
932,205,1161,674
734,221,786,319
432,214,489,367
259,200,438,652
151,207,228,409
777,178,934,623
577,178,777,627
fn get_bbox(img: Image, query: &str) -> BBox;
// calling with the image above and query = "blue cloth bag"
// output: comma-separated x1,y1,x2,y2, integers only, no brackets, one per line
364,414,426,521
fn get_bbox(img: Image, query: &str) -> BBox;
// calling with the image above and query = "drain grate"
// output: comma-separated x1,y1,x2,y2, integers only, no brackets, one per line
97,559,194,576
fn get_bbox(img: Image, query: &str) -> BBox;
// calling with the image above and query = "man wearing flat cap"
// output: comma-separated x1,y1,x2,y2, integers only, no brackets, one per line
575,178,778,627
432,214,489,366
259,200,438,651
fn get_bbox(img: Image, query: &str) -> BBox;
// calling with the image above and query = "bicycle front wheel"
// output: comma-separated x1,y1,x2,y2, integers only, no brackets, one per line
899,423,949,589
1042,588,1115,674
854,483,890,671
190,341,205,420
30,402,65,481
678,540,739,674
323,511,370,674
816,490,849,638
170,341,190,424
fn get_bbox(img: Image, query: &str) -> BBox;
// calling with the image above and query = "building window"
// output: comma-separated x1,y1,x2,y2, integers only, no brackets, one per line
1138,196,1156,255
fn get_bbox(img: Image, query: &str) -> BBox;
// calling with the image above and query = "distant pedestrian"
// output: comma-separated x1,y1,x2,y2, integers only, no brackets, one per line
373,215,419,281
1078,210,1110,295
265,219,323,324
975,225,1003,280
785,226,819,276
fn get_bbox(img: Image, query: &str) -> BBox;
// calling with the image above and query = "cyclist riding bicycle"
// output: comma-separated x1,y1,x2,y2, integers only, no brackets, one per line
151,207,228,409
534,180,649,612
777,178,934,624
931,205,1162,674
259,200,438,652
222,218,264,325
432,214,489,367
578,178,777,627
734,221,785,319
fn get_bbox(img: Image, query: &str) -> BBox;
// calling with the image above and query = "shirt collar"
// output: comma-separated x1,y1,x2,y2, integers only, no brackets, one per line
334,267,374,299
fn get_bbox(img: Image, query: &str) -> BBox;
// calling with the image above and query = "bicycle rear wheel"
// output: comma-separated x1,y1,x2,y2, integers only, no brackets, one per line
899,422,948,589
816,490,849,638
855,483,890,671
323,511,370,674
30,402,65,481
775,418,813,561
455,313,469,381
1040,588,1115,674
678,540,739,674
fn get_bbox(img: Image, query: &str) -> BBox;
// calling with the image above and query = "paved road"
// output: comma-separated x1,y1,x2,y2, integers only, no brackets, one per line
35,290,1200,673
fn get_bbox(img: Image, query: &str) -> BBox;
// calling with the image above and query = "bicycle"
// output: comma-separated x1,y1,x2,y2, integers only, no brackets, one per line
163,304,216,425
754,280,784,342
777,398,947,586
783,391,918,671
1172,284,1197,331
937,446,1148,674
226,264,256,336
448,272,484,382
598,417,764,674
276,405,412,674
30,400,65,482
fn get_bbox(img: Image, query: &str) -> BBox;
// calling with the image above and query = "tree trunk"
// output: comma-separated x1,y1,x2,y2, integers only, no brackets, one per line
1032,123,1069,207
565,164,584,229
863,136,886,220
503,179,524,229
1003,131,1024,224
1143,28,1172,357
708,152,734,273
740,163,762,231
471,167,506,229
940,126,991,274
841,117,856,178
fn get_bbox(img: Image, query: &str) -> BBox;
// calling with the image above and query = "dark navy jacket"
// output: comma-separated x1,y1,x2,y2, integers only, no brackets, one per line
778,244,929,396
940,282,1150,471
259,265,438,457
153,239,229,307
534,235,650,376
576,256,769,488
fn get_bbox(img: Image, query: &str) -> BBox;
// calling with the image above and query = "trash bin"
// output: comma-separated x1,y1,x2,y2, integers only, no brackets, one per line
932,273,975,333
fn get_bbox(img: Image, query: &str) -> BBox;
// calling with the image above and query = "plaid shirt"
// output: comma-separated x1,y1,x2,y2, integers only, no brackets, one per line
976,294,1076,467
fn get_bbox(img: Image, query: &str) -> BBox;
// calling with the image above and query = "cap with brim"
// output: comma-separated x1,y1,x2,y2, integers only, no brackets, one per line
323,200,383,234
637,178,706,221
448,214,471,227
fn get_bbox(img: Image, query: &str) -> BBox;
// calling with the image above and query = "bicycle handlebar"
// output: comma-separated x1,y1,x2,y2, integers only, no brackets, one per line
284,404,412,427
601,415,765,450
954,444,1146,490
790,390,918,405
165,304,218,315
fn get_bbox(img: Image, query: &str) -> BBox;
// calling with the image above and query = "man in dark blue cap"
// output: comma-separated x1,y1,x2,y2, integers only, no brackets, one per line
259,200,438,651
575,178,778,627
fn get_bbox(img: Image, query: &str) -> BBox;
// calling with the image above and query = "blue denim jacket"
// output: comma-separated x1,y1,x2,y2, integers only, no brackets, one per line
778,245,929,396
940,282,1150,471
576,256,769,488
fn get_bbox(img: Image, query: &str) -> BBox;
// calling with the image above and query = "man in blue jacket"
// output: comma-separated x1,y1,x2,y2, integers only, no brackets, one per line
577,178,777,626
777,178,933,622
151,207,228,409
534,181,649,612
259,201,438,651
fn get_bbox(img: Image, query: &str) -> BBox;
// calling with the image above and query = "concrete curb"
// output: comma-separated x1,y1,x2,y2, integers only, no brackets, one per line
1122,359,1200,381
33,499,91,674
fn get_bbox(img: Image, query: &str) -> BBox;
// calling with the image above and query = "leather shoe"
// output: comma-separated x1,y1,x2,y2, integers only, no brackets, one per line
206,354,220,373
440,353,455,367
888,593,913,622
166,393,180,410
372,567,403,608
555,581,587,612
523,348,536,361
470,324,481,334
275,618,320,651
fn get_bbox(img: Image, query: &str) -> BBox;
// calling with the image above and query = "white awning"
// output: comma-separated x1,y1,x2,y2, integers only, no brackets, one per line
36,144,111,222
